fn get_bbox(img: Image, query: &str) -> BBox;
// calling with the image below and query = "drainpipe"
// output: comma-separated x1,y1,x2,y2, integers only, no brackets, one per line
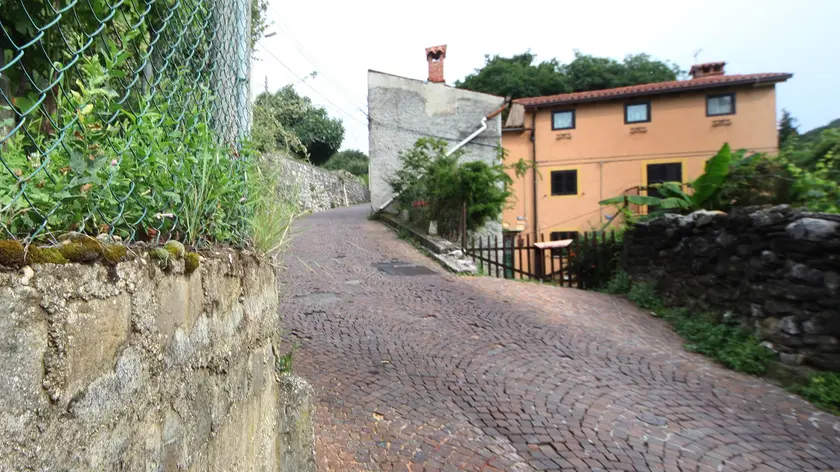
447,116,488,157
599,160,604,226
378,103,506,212
531,109,538,239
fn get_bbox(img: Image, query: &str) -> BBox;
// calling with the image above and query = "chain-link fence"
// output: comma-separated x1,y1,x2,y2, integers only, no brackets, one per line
0,0,252,245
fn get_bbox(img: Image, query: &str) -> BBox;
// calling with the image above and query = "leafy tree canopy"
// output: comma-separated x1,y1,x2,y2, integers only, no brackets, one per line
779,114,840,178
778,109,799,148
250,0,270,52
455,50,682,100
252,85,345,165
323,149,369,176
801,117,840,143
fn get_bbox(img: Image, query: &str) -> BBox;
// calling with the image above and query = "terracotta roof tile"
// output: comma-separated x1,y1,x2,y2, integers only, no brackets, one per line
513,73,792,108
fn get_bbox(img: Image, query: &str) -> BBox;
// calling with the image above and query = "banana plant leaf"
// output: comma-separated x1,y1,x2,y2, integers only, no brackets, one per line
692,143,732,206
599,194,664,206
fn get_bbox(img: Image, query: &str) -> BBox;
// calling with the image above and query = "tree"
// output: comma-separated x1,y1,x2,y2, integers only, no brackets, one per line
252,85,345,165
801,117,840,144
562,52,682,92
454,52,569,101
778,109,799,148
388,139,512,233
251,0,271,50
456,50,682,100
323,150,369,176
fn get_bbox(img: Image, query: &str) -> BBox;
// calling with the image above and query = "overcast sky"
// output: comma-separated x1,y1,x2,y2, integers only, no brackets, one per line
251,0,840,154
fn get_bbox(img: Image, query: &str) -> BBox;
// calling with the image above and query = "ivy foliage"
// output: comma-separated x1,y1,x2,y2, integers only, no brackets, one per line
388,138,512,234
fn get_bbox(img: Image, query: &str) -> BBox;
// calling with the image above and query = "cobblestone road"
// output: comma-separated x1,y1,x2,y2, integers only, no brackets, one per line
280,205,840,472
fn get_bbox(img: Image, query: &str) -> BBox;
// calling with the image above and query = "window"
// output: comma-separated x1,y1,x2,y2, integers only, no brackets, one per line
707,93,735,116
550,231,578,242
550,170,577,196
646,163,682,199
550,231,578,257
552,110,575,130
624,102,650,124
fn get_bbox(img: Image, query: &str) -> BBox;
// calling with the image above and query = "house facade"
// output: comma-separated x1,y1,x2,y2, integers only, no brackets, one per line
368,45,506,243
502,62,792,244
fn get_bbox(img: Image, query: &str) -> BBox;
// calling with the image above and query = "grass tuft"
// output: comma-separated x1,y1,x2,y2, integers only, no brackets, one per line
248,155,300,260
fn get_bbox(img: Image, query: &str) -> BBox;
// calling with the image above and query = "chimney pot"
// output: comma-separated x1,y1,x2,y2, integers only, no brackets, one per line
689,61,726,79
425,45,447,83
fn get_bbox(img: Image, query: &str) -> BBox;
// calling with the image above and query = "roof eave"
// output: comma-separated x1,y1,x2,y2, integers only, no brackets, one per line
518,75,793,109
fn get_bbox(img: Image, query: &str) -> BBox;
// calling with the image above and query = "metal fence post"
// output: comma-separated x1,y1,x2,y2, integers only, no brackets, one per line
212,0,252,146
235,0,252,145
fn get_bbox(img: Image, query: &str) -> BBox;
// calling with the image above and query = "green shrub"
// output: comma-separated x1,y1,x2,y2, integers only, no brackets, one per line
657,308,772,375
717,335,774,375
388,138,512,234
617,287,773,375
627,281,662,311
791,373,840,415
601,270,631,294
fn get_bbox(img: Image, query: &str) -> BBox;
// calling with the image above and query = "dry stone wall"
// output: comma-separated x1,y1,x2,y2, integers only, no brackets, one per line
623,206,840,371
271,153,370,213
0,250,315,471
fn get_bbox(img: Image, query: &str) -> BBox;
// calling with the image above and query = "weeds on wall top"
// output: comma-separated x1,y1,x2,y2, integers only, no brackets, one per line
0,1,300,258
0,52,296,256
2,55,243,245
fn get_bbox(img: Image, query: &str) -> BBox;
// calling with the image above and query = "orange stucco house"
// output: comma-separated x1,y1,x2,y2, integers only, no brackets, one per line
502,62,792,244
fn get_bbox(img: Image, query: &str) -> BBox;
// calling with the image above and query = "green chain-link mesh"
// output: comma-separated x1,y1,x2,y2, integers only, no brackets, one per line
0,0,252,245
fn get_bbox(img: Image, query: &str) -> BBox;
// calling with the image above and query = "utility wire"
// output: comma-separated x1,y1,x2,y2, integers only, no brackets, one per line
267,4,370,118
537,206,606,232
534,146,778,166
367,118,500,149
255,42,368,126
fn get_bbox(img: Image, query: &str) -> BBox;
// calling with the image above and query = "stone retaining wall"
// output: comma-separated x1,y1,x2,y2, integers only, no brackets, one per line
0,250,315,471
623,206,840,371
270,153,370,212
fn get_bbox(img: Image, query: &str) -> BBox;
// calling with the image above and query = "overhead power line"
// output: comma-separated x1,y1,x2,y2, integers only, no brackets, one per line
267,4,370,118
255,42,368,126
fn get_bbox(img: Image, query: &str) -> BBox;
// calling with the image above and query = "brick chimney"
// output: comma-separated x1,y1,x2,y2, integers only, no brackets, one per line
689,61,726,79
426,45,447,83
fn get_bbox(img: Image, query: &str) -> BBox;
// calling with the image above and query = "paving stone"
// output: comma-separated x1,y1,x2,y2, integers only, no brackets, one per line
281,205,840,471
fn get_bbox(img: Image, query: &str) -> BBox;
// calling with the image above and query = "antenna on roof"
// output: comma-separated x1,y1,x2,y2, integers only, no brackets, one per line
693,49,703,63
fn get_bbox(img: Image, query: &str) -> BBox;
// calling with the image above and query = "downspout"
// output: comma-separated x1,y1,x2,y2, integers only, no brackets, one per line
531,109,538,240
599,160,604,225
378,104,506,212
447,116,488,157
